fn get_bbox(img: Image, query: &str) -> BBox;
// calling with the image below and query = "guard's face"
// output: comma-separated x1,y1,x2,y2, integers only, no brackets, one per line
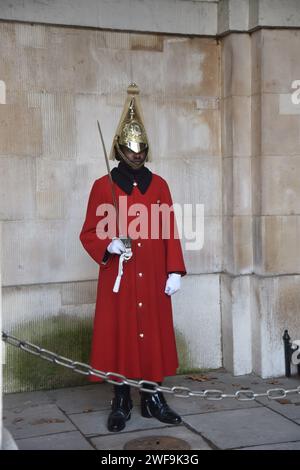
120,144,147,165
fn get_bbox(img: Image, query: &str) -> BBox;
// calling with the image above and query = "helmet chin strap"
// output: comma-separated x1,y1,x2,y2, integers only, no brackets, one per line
115,143,147,170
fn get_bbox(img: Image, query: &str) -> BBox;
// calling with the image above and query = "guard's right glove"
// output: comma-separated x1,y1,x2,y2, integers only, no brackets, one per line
107,238,126,255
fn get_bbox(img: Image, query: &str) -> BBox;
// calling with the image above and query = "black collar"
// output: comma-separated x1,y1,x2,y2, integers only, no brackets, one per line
111,160,152,195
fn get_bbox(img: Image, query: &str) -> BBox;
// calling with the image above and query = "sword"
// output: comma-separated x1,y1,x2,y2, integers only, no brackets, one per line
97,121,132,293
97,120,120,229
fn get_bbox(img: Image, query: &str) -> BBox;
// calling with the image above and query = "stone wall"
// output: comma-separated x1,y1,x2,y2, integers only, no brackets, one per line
1,0,300,392
221,29,300,377
0,22,221,392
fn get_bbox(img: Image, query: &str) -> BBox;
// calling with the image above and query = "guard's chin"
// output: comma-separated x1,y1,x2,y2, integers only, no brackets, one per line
132,160,145,167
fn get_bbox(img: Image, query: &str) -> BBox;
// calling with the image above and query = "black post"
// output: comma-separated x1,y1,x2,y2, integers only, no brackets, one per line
296,345,300,376
283,329,291,377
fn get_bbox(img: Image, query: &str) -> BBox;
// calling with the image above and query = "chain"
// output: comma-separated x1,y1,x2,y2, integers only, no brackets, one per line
2,331,300,401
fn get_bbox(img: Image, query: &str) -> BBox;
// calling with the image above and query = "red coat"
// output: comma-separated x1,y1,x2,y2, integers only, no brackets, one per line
79,171,187,383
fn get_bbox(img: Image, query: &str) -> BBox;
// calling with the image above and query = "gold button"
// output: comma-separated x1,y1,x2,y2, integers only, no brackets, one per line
139,333,144,338
138,272,143,277
137,242,142,247
138,302,143,307
136,211,140,216
133,182,138,186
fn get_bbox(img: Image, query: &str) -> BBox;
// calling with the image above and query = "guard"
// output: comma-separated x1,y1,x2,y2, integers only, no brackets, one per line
79,83,187,432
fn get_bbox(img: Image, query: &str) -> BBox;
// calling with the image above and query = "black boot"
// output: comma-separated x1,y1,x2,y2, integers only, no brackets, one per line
139,381,182,425
107,383,133,432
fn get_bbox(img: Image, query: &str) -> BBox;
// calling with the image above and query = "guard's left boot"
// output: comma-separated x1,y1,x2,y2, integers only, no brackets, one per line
139,382,182,424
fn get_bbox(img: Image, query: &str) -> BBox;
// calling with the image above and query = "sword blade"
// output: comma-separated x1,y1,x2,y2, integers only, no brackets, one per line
97,120,120,233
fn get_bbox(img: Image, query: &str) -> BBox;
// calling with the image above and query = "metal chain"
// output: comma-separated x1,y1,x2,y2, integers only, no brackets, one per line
2,331,300,401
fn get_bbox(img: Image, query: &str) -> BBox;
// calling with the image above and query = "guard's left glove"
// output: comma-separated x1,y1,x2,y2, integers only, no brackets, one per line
164,273,181,296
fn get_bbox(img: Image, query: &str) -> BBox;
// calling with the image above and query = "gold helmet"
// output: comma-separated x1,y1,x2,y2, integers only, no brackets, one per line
109,83,152,165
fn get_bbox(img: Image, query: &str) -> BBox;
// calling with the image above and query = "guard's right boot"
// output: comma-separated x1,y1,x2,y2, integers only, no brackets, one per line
107,383,133,432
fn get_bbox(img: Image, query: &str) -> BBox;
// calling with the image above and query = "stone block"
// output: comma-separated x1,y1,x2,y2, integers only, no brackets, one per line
0,156,36,220
16,431,93,450
262,93,300,156
0,0,218,36
257,0,300,29
223,157,252,216
150,157,222,216
221,33,251,97
261,29,300,93
35,92,76,160
221,274,252,375
1,218,98,286
257,216,300,274
182,215,222,274
250,94,262,159
3,404,76,439
221,96,251,158
2,284,61,329
173,274,222,370
223,216,254,274
60,281,97,306
183,407,300,449
0,93,42,156
91,423,212,450
261,156,300,215
251,30,263,96
221,97,233,158
251,275,300,377
163,37,219,97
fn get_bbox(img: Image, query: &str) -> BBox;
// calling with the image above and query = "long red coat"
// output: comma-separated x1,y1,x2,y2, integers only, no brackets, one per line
79,171,187,383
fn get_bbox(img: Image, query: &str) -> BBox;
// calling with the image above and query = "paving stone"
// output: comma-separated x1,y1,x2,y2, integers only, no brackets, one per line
68,407,170,436
182,407,300,449
2,427,18,450
91,424,212,451
164,391,261,416
15,431,94,450
3,390,56,411
45,383,113,414
238,441,300,450
4,371,300,450
3,404,76,439
255,395,300,422
45,382,146,414
162,372,263,415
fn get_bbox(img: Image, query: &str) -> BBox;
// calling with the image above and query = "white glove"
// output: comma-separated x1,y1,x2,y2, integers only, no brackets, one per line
165,273,181,296
107,238,126,255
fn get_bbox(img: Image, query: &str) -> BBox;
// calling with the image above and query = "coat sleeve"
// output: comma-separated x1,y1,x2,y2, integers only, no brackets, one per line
79,179,113,269
160,180,187,277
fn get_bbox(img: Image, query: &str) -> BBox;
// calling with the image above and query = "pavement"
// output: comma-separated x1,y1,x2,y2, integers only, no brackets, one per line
3,369,300,450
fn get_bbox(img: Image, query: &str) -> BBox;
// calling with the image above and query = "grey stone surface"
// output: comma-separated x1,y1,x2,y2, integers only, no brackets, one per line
3,404,76,439
69,407,171,436
91,425,212,451
16,430,94,450
255,395,300,422
1,0,300,36
3,390,56,411
183,407,300,450
1,427,18,450
45,383,113,414
160,374,263,415
238,441,300,450
0,0,218,36
3,371,300,450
